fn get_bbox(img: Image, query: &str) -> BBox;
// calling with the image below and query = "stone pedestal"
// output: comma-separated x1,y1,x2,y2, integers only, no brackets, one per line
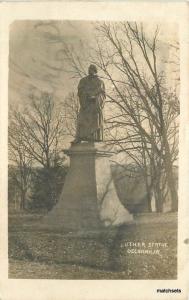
43,142,133,231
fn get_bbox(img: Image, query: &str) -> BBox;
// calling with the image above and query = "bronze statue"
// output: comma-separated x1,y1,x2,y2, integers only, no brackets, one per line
74,64,106,143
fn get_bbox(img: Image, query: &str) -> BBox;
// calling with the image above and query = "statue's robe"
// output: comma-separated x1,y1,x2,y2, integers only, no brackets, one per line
76,74,106,141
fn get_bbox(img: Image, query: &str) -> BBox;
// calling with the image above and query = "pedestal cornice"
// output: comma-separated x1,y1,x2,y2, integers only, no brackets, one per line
64,142,116,157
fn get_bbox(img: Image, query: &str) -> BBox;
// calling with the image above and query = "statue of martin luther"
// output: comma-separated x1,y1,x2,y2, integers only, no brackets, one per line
74,64,106,143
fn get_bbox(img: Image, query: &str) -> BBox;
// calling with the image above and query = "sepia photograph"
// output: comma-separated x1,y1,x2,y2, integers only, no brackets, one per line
7,19,180,280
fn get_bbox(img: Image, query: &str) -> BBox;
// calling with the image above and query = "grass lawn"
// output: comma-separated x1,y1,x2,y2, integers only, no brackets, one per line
9,212,177,280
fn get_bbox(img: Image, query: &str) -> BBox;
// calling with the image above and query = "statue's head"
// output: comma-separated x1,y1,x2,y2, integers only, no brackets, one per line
88,64,97,75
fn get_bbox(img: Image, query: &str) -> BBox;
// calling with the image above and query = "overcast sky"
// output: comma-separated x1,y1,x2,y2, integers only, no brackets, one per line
9,20,179,110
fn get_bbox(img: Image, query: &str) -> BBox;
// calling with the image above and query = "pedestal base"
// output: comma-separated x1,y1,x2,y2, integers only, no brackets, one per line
43,142,133,231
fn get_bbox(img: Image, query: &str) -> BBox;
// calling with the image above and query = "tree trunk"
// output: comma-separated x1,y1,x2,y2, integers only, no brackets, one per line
147,193,152,212
144,174,152,212
154,187,163,212
20,189,26,210
163,139,178,211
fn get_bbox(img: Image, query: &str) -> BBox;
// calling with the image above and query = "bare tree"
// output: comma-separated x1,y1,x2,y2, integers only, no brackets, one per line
62,22,179,212
9,92,68,209
10,92,66,169
97,22,179,211
62,92,80,138
9,114,33,210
